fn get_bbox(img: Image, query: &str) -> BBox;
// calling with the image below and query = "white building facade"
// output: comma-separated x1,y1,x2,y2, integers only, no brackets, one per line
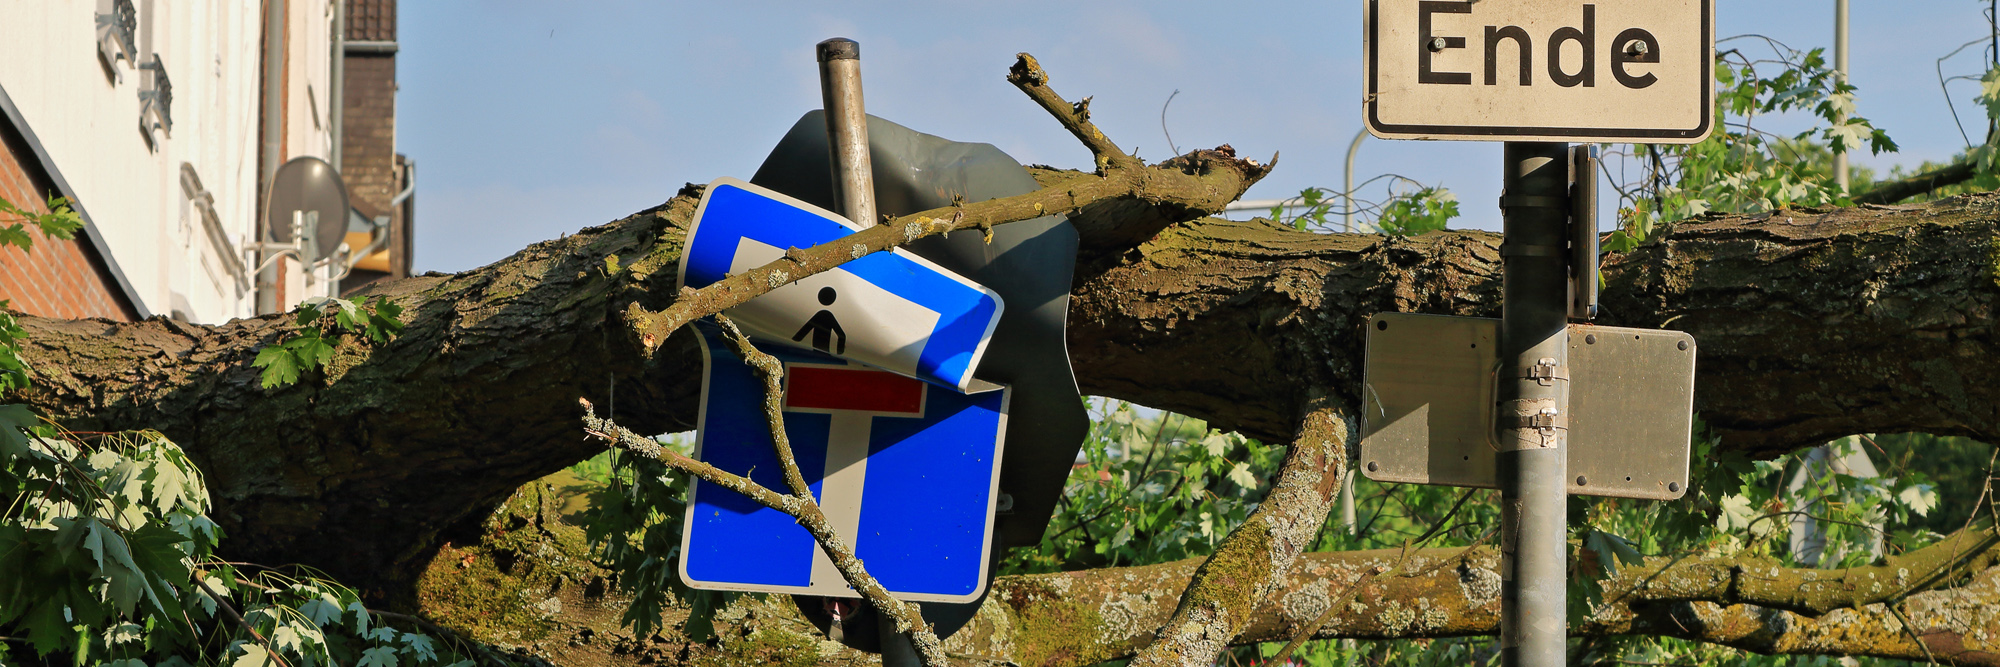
0,0,407,325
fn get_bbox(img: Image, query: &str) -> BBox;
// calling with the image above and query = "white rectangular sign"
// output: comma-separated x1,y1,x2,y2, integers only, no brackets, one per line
1364,0,1714,143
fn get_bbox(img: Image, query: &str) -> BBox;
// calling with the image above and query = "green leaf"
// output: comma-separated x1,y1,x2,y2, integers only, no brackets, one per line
357,645,400,667
231,643,275,667
1584,529,1645,576
254,345,303,389
192,575,227,616
102,622,143,645
1226,462,1258,490
0,224,33,252
402,632,436,662
1898,484,1939,517
82,520,149,616
0,404,40,462
300,595,344,626
347,601,371,635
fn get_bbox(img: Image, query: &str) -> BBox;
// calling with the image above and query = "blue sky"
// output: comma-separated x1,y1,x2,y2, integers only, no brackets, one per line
400,1,1997,273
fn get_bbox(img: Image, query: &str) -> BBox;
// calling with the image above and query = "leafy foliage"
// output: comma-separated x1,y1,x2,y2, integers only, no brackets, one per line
567,435,736,641
1265,179,1461,237
0,194,85,256
0,196,85,394
1002,400,1280,574
0,412,483,667
253,296,405,389
1604,39,1897,253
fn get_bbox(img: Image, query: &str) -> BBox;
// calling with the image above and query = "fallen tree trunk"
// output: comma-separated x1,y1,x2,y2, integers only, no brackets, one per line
12,177,2000,612
936,528,2000,666
1066,195,2000,458
441,482,2000,666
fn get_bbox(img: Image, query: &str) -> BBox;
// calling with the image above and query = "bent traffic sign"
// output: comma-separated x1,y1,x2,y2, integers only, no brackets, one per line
1364,0,1713,143
679,177,1005,393
679,323,1009,602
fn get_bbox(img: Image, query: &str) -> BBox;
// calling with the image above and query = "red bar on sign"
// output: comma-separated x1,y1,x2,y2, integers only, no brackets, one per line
784,365,926,415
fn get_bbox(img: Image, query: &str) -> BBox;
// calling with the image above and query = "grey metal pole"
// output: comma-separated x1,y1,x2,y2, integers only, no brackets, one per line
1833,0,1849,190
330,0,344,173
1498,142,1571,667
818,38,877,228
1339,469,1356,533
257,0,288,315
815,36,921,667
1342,128,1366,233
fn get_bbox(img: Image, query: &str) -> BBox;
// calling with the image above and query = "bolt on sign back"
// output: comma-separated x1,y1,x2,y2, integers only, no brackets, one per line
1365,0,1714,143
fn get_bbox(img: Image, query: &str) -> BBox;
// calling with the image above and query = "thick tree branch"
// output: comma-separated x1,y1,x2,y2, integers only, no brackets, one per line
1067,196,2000,457
936,532,2000,666
1131,394,1351,666
0,58,1270,597
1856,160,1979,204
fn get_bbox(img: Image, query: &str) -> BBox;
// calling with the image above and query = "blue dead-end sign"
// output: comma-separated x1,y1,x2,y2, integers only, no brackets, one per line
679,323,1009,602
679,177,1004,393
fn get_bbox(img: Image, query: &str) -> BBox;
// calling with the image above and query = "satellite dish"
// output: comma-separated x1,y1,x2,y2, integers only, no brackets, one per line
266,156,350,262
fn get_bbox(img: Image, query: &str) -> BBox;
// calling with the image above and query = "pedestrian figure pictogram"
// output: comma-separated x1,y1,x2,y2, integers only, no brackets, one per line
794,287,847,354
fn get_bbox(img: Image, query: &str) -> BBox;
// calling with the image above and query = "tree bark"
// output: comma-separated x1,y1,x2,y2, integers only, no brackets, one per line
1066,195,2000,459
13,177,2000,616
929,530,2000,666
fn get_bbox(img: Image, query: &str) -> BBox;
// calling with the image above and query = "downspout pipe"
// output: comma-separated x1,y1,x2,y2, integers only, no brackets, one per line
257,0,287,315
330,0,343,172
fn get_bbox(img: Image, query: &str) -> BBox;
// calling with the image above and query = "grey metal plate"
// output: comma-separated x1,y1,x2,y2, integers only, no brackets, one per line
1358,314,1498,489
1568,325,1697,499
1357,313,1696,500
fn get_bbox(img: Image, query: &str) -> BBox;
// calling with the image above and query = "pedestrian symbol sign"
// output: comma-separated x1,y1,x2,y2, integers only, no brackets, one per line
679,323,1009,602
794,287,848,354
679,178,1005,393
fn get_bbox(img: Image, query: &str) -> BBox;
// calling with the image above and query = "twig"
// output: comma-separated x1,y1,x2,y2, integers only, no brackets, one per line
1884,601,1939,664
711,315,813,499
1007,53,1140,173
578,323,950,666
191,577,293,667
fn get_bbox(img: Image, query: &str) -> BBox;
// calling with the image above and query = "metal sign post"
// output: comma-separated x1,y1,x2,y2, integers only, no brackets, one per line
1359,3,1713,665
1497,142,1571,665
814,36,923,667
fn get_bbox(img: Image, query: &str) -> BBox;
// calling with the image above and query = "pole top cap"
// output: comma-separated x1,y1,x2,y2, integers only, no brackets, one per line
817,38,860,62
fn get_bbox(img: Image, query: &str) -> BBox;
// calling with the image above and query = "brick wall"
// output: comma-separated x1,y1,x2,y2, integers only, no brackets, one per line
0,115,139,321
342,53,397,219
341,0,408,284
347,0,396,42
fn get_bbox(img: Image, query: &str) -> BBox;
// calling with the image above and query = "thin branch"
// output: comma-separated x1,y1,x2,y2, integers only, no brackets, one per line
712,315,813,499
191,577,292,667
1884,601,1940,665
623,53,1269,356
1008,53,1141,173
577,335,951,665
1855,160,1980,205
